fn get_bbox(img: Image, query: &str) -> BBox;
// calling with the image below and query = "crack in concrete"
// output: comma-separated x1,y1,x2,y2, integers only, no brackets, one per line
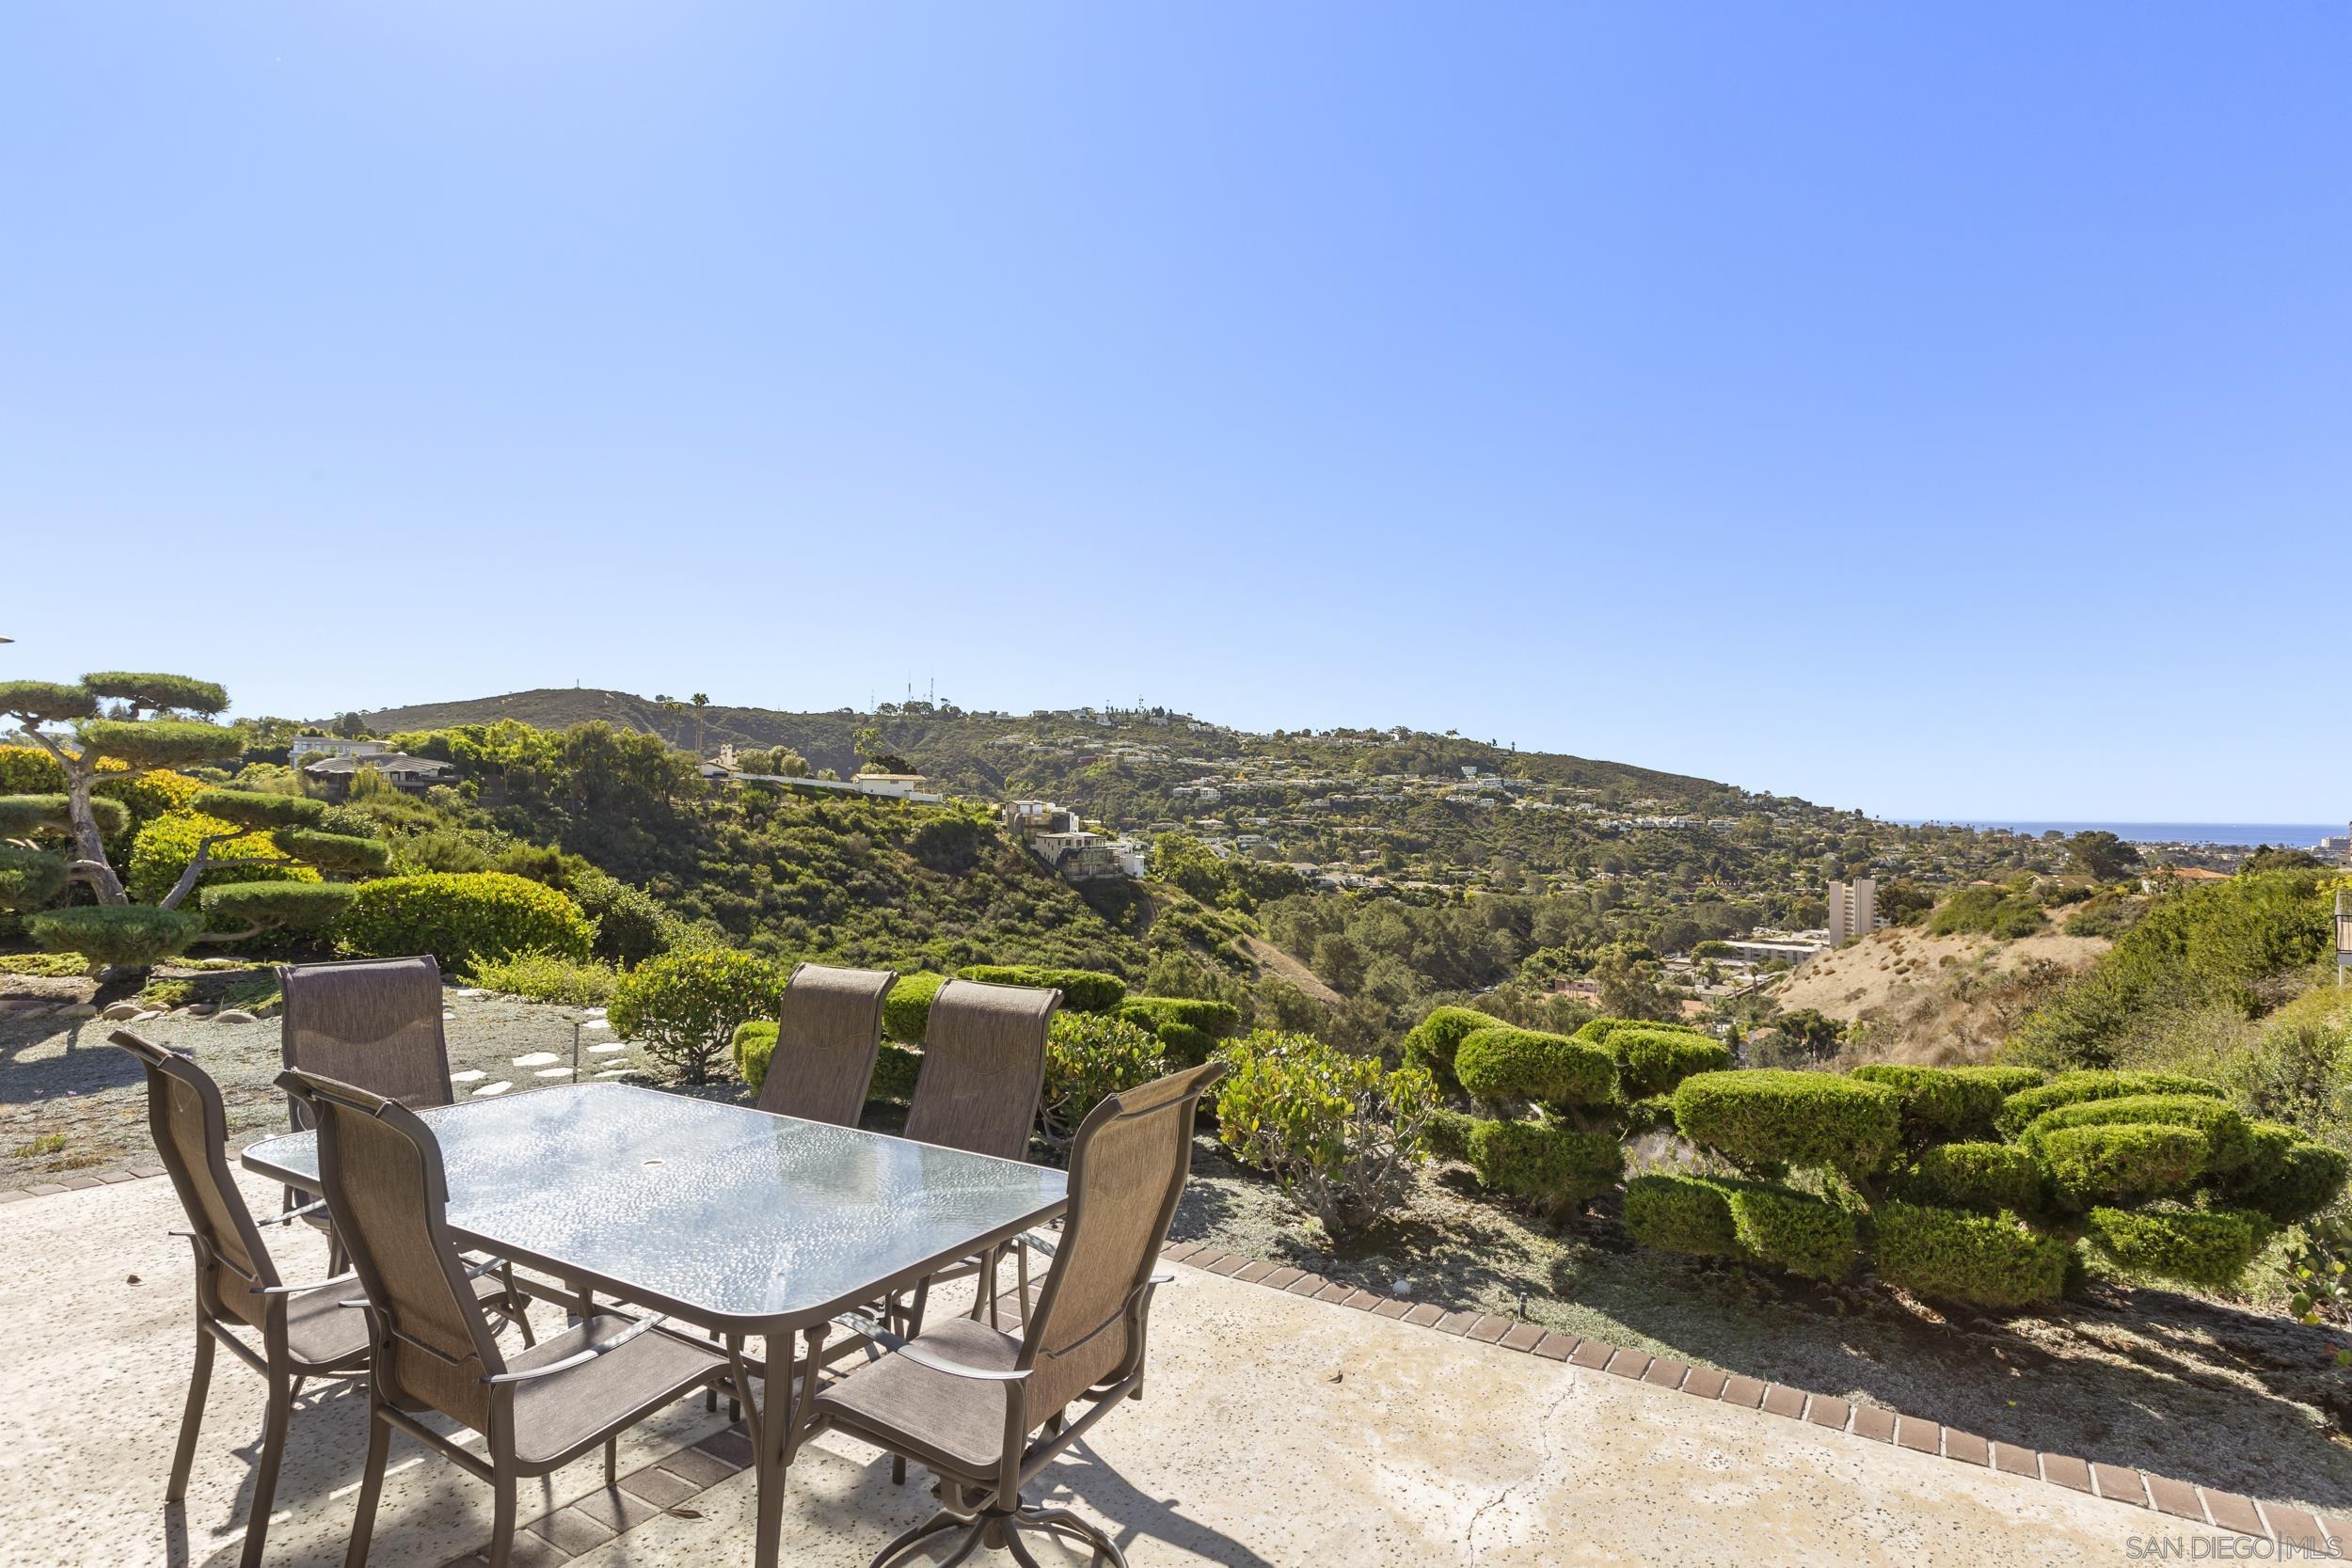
1465,1380,1579,1561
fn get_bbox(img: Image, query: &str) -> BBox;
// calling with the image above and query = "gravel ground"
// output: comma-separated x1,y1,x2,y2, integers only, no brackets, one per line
7,979,2346,1513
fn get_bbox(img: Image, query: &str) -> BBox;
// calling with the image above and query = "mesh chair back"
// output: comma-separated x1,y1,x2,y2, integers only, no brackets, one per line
755,962,897,1125
278,957,453,1128
1018,1060,1224,1416
112,1030,279,1329
278,1069,502,1429
901,978,1056,1161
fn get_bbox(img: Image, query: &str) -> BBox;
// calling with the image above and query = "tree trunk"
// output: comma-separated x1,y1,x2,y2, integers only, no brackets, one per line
58,750,127,904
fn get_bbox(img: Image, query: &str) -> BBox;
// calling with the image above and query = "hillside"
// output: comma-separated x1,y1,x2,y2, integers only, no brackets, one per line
1772,926,2112,1066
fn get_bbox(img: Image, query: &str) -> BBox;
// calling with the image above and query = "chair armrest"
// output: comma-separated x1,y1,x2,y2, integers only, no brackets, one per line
259,1197,327,1227
255,1270,358,1297
833,1310,1032,1383
484,1312,668,1384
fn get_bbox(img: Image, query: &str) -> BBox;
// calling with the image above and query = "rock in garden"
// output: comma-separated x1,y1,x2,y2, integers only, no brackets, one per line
101,1001,144,1021
56,1004,99,1019
215,1009,258,1024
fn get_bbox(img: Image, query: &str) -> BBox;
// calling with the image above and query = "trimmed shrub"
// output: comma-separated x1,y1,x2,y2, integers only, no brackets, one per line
1117,996,1239,1067
465,949,621,1007
2085,1204,2265,1288
129,810,318,905
2224,1125,2351,1224
0,794,128,839
883,972,948,1044
191,788,325,830
24,904,204,974
1723,1180,1860,1280
1043,1011,1166,1138
1871,1202,2071,1308
1455,1026,1615,1108
1671,1069,1903,1178
270,828,389,875
2039,1124,2207,1208
201,880,357,936
1402,1006,1503,1094
1850,1065,2035,1140
1607,1026,1733,1099
1464,1118,1623,1206
954,964,1125,1012
610,948,781,1085
1618,1092,1677,1134
1573,1016,1711,1049
1896,1142,2044,1214
2020,1095,2253,1174
570,868,670,966
77,719,243,771
1214,1029,1438,1238
1996,1070,2225,1138
337,871,594,971
1623,1173,1742,1259
0,845,69,914
1423,1106,1477,1162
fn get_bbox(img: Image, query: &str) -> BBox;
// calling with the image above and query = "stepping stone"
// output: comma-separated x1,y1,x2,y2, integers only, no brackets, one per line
102,1002,143,1021
512,1052,561,1068
472,1081,512,1097
595,1069,631,1079
215,1009,257,1024
581,1020,611,1031
582,1007,607,1018
588,1041,628,1054
451,1069,486,1084
533,1067,574,1078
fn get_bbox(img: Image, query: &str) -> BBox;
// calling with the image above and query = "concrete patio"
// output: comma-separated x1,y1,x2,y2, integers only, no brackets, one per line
2,1171,2177,1567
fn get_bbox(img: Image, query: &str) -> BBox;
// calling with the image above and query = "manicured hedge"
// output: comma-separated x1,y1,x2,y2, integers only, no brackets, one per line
0,793,129,839
2084,1204,2265,1288
2223,1126,2351,1224
2039,1123,2207,1208
201,880,357,935
1851,1064,2042,1140
1464,1118,1622,1205
1402,1006,1502,1095
129,809,317,905
2021,1095,2252,1174
883,972,947,1044
1455,1026,1615,1108
1623,1173,1742,1259
1606,1026,1733,1100
1117,996,1241,1068
1573,1016,1712,1049
954,964,1125,1012
1897,1141,2045,1213
24,903,204,973
1622,1172,1858,1280
733,1018,922,1105
270,828,390,875
191,787,325,830
337,871,594,970
1671,1069,1903,1178
1996,1070,2225,1138
1871,1201,2071,1308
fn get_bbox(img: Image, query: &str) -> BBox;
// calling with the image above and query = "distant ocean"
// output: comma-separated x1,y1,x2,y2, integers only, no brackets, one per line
1900,820,2343,849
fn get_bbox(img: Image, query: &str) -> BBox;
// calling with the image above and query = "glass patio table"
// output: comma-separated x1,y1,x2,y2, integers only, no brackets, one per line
243,1081,1068,1567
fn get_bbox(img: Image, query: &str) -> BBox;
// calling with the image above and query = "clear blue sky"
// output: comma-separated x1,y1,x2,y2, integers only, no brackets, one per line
4,4,2344,821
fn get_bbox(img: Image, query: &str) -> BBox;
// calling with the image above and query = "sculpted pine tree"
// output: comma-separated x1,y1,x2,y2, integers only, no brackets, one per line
0,673,388,974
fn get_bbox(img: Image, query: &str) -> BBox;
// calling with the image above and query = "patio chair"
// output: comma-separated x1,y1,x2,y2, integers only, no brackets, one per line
278,1068,727,1568
816,1059,1227,1568
754,961,898,1126
892,978,1057,1351
111,1030,533,1568
277,955,456,1120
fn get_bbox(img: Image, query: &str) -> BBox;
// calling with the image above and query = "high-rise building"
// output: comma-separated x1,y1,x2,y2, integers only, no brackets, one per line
1827,877,1877,944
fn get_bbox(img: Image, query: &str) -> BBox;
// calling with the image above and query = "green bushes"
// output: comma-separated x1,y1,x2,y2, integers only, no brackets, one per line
1402,1006,1502,1094
1897,1142,2044,1213
1571,1016,1711,1050
1455,1026,1615,1109
0,845,69,914
1851,1065,2041,1140
465,950,622,1007
1465,1119,1622,1207
1214,1029,1437,1238
1671,1069,1902,1179
2084,1205,2265,1288
1622,1174,1858,1280
2223,1126,2350,1224
24,905,205,974
570,868,671,966
954,964,1125,1012
733,1018,923,1104
2020,1094,2252,1173
1624,1174,1742,1258
883,972,947,1043
1117,996,1240,1067
1043,1012,1167,1138
337,872,594,971
1872,1203,2071,1308
1604,1026,1732,1099
0,793,127,838
200,881,357,938
128,810,317,905
1996,1070,2225,1137
269,829,389,875
610,948,780,1085
2039,1124,2208,1207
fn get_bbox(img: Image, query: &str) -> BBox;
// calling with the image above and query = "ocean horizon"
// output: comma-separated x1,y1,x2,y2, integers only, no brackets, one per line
1899,819,2343,848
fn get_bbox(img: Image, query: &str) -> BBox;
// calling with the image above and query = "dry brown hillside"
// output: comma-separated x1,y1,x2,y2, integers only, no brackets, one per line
1772,926,2111,1066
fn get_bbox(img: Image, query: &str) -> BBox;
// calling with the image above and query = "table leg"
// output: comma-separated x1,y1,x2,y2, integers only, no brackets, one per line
724,1333,791,1568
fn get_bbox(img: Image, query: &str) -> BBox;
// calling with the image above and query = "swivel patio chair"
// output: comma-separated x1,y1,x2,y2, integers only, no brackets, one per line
817,1059,1227,1568
754,961,898,1126
112,1030,532,1568
278,1068,728,1568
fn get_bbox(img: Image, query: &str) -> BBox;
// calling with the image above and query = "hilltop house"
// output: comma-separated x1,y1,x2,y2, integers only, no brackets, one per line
299,751,453,798
1003,799,1145,884
286,736,390,761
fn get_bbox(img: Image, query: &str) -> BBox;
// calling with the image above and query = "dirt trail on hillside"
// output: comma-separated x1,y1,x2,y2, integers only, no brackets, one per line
1238,936,1343,1004
1773,927,2111,1065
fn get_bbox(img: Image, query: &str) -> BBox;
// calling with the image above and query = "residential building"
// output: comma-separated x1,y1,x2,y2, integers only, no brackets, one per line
287,736,389,760
299,751,453,798
1827,878,1877,944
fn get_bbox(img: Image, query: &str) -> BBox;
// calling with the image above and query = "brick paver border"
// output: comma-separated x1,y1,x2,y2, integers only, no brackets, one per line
6,1173,2338,1560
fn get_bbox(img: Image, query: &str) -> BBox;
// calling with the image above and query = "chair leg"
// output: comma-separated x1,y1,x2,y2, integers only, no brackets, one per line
238,1371,294,1568
604,1436,617,1489
167,1324,215,1504
486,1471,517,1568
891,1453,907,1486
343,1410,391,1568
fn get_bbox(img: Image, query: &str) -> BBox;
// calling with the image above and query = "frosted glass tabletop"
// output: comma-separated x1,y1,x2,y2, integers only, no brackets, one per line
242,1083,1066,1330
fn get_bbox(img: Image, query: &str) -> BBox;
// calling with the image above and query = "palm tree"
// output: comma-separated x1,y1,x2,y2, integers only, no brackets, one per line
691,693,710,757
